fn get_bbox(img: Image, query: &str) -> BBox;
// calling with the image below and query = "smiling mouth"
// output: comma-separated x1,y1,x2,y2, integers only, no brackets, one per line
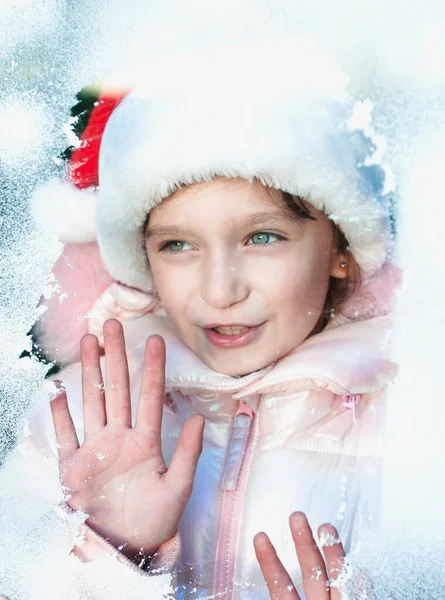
211,325,250,335
202,323,265,349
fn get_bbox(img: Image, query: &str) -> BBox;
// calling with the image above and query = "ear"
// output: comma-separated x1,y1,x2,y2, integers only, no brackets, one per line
329,249,349,279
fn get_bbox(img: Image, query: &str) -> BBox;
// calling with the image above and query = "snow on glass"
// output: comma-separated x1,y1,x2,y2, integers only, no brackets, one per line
1,0,445,598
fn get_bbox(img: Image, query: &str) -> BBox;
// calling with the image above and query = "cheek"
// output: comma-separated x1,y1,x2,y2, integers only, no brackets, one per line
147,257,183,307
148,259,198,329
259,247,331,308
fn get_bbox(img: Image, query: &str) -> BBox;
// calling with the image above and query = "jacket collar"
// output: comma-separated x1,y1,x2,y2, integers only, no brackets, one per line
235,314,398,398
129,313,398,398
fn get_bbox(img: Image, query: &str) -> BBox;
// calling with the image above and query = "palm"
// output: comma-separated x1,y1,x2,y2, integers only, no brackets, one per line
63,427,161,494
51,319,204,557
64,427,178,550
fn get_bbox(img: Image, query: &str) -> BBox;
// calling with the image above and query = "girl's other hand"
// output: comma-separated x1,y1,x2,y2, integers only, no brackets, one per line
254,512,349,600
50,318,205,562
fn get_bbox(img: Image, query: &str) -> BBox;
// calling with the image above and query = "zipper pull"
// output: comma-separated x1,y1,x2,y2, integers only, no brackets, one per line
221,401,254,491
235,400,254,418
340,394,359,422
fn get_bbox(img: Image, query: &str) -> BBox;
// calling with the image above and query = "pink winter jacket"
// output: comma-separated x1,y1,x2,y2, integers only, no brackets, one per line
1,310,397,599
0,244,401,599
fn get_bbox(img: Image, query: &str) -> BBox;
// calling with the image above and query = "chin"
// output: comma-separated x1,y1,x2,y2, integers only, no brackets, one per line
202,352,274,377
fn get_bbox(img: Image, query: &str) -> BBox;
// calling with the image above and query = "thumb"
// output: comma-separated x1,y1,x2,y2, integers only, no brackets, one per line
166,414,205,497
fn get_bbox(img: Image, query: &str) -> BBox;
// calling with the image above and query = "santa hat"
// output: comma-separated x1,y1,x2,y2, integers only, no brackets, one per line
34,38,396,293
96,38,396,292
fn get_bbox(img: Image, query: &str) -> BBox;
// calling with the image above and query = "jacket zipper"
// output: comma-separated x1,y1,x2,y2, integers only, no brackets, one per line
213,400,257,598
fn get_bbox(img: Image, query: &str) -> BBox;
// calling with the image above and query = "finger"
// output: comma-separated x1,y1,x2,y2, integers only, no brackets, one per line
135,335,166,435
166,414,205,498
81,333,106,438
103,319,132,427
318,523,346,600
50,389,80,461
253,531,300,600
289,512,330,600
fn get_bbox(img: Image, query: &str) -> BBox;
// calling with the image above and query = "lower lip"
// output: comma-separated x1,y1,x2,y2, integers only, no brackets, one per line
203,325,263,349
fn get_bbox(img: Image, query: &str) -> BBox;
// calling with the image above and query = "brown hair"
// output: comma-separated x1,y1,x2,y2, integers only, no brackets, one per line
276,190,361,334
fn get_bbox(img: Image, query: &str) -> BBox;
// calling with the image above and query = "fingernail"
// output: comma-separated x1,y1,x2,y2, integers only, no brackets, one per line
318,525,341,547
289,511,307,527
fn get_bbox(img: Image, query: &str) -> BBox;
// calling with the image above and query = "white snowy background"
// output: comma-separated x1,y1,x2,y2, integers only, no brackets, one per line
1,0,445,597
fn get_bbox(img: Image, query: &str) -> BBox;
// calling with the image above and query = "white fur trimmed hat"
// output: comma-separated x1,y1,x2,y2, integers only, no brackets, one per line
96,38,395,292
36,38,396,293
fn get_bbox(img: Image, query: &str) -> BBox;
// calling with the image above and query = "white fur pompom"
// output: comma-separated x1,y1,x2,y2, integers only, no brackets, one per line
31,179,97,243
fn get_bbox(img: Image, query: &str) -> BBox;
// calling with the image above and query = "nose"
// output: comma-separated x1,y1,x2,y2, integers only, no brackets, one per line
200,254,249,310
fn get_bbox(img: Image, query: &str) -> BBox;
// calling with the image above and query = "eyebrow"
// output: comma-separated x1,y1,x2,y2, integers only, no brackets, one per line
145,225,193,240
145,211,295,240
236,211,295,229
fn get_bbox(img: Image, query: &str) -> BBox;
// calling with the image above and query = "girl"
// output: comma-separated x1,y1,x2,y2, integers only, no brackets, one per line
1,38,399,599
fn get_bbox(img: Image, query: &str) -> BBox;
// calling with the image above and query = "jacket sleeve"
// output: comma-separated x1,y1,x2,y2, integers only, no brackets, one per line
0,386,179,600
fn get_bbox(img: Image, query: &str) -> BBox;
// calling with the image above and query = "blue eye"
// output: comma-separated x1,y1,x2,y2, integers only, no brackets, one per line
247,232,281,245
161,240,193,252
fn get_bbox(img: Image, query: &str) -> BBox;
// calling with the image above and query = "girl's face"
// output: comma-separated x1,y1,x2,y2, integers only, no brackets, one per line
145,178,347,376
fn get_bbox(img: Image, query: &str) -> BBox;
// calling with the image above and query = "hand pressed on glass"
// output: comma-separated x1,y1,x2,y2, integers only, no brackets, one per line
254,512,349,600
50,318,205,562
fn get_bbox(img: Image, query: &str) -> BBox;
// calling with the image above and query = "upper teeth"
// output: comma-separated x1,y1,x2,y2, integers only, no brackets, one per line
213,326,250,335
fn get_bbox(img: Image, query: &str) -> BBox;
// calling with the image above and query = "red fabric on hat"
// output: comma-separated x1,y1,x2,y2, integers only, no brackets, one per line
69,93,126,189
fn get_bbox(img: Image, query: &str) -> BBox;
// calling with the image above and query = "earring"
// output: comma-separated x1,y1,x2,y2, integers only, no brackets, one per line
341,262,348,268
